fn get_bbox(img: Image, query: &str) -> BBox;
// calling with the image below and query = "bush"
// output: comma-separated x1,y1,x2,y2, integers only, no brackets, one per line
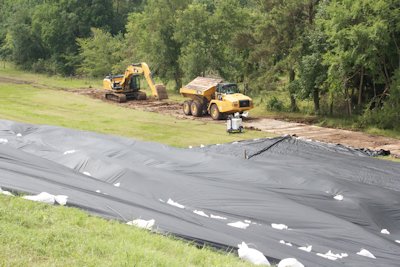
31,58,58,75
77,28,123,77
361,70,400,130
266,96,284,111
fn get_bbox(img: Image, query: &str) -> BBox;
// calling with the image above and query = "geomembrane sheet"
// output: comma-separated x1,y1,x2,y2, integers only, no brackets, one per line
0,120,399,266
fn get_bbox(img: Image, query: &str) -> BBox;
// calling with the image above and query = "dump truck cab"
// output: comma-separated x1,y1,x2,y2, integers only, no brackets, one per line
216,83,238,98
180,77,253,120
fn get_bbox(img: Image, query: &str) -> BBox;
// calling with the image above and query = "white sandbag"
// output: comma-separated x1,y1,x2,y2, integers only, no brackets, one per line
278,258,304,267
193,210,209,217
127,219,155,230
238,242,270,266
23,192,68,205
210,214,227,220
356,248,376,259
63,150,76,155
0,187,13,196
23,192,56,204
0,138,8,144
167,198,185,209
54,195,68,206
279,240,292,247
317,250,348,261
381,229,390,235
334,194,344,201
298,245,312,252
271,223,288,230
228,221,250,229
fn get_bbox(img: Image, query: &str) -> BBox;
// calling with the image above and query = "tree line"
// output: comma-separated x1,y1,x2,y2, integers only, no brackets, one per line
1,0,399,129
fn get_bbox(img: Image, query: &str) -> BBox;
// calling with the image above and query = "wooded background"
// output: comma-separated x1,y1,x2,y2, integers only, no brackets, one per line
1,0,399,129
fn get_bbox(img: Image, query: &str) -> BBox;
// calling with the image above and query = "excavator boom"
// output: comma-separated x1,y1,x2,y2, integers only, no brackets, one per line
129,63,168,100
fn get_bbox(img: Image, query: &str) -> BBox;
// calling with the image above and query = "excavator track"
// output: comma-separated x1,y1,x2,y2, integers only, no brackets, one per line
105,93,127,103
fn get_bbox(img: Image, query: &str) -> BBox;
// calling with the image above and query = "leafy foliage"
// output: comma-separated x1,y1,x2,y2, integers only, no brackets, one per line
266,96,284,111
77,28,123,77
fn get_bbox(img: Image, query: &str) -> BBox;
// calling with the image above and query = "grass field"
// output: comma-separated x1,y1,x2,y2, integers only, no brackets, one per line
0,78,268,148
0,195,254,267
0,64,269,266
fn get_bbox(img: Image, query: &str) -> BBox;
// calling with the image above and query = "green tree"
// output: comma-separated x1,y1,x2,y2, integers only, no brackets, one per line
317,0,400,115
298,25,327,114
1,0,116,74
252,0,317,111
111,0,144,34
77,28,123,77
174,3,212,81
30,0,114,74
125,0,190,90
174,0,255,84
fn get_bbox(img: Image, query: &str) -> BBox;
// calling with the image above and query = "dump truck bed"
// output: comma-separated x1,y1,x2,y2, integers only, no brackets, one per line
180,77,223,100
184,77,223,92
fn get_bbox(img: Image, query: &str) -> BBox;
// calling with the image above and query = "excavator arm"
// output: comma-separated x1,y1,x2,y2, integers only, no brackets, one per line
120,63,168,100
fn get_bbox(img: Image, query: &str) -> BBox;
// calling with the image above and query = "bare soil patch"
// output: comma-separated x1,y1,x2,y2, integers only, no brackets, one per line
0,77,32,84
246,118,400,157
73,88,400,157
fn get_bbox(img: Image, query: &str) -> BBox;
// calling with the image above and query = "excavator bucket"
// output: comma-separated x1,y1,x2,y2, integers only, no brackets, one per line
155,84,168,100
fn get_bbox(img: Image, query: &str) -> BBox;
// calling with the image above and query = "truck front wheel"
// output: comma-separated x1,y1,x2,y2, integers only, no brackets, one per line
210,104,222,120
183,100,192,115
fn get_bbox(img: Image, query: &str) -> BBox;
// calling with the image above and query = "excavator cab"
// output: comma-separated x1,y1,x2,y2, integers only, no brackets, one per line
129,75,140,91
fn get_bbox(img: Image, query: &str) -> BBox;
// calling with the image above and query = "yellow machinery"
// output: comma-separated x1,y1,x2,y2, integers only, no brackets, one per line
180,77,253,120
103,62,168,103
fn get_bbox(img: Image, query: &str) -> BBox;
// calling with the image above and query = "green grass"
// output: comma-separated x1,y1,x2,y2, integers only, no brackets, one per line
0,83,268,148
377,156,400,163
0,195,254,267
0,61,101,89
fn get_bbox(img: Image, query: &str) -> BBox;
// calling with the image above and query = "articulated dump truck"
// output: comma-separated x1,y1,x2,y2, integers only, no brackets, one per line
180,77,253,120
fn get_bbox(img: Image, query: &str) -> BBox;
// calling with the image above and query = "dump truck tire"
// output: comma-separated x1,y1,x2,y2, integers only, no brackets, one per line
210,104,222,120
191,101,202,117
183,100,192,115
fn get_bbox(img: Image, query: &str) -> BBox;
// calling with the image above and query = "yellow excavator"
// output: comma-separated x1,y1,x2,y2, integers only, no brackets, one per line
103,62,168,103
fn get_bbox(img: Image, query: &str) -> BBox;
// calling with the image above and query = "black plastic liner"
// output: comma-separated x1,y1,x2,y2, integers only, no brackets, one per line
0,120,399,266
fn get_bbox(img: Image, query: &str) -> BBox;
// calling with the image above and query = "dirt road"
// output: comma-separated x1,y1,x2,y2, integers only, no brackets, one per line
72,88,400,157
246,118,400,156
